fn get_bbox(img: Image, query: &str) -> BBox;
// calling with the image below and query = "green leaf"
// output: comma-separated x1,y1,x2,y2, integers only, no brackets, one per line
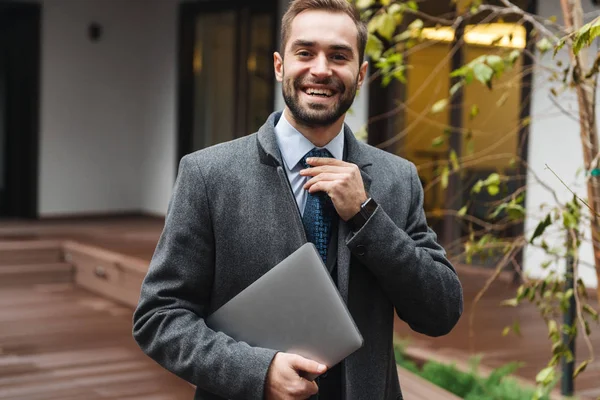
536,366,555,385
408,18,423,31
431,136,445,148
554,37,567,56
486,55,504,74
356,0,375,8
502,326,510,336
507,204,526,220
583,304,599,321
485,173,501,186
563,211,578,229
501,298,518,307
388,3,403,15
585,319,591,335
469,104,479,120
449,81,463,97
471,180,483,194
529,214,552,243
508,49,520,66
406,0,418,10
489,204,507,219
458,205,468,216
378,13,396,41
512,319,521,336
365,33,384,61
431,98,448,114
572,18,600,55
548,319,558,340
536,37,553,54
487,184,499,196
573,360,589,378
441,165,449,189
367,14,383,33
449,149,459,171
473,63,494,86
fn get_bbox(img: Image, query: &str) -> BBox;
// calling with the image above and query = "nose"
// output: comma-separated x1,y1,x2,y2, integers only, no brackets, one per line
310,53,332,79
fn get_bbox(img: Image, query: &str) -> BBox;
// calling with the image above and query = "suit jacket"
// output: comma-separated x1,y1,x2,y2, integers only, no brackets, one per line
132,111,463,400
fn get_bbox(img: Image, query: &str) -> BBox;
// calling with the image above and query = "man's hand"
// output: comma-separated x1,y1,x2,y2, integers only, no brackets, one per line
264,353,327,400
300,158,368,221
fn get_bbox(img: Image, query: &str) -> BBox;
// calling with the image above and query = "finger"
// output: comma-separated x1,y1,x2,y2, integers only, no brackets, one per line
303,173,340,190
304,380,319,397
299,165,349,177
305,157,349,167
307,180,337,195
290,355,327,375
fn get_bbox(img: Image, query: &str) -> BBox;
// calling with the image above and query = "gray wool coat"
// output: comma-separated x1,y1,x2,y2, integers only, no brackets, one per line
132,111,463,400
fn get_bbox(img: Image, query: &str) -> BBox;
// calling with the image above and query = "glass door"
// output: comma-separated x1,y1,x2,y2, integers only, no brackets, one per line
178,1,277,159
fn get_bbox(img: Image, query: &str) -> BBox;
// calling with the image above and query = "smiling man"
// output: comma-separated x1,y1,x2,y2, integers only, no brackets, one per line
132,1,463,399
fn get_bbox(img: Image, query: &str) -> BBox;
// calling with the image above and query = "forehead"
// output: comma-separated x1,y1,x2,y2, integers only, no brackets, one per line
286,10,359,53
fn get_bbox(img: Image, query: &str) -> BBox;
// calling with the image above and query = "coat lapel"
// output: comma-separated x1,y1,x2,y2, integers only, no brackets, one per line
337,125,372,303
256,113,307,249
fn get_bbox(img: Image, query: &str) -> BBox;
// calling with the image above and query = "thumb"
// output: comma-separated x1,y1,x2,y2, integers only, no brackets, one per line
289,355,327,375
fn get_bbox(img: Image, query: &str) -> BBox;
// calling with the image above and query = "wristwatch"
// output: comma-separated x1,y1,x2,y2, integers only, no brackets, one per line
348,197,378,231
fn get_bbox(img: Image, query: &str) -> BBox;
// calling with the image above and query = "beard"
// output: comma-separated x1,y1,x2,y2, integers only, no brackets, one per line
282,72,359,128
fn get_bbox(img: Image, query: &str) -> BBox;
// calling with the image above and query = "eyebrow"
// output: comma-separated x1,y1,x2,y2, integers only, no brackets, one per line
290,40,354,54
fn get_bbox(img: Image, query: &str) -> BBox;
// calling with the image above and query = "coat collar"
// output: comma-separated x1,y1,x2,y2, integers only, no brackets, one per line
257,111,372,173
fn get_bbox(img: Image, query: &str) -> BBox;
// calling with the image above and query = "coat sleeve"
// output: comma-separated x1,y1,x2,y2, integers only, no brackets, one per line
132,155,277,399
345,162,463,337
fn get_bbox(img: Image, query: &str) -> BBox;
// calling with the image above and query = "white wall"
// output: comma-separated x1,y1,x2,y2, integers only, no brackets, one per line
138,0,178,216
524,1,600,288
275,0,369,134
38,0,145,216
37,0,179,217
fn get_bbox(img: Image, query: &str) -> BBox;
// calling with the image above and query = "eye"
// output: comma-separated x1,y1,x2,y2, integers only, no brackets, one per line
297,50,312,58
331,53,349,61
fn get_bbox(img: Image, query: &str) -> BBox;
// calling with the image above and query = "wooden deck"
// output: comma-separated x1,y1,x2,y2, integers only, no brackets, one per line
2,215,600,399
0,282,195,400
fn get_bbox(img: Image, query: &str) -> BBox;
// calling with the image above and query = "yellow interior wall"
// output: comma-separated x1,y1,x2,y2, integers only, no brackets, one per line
403,42,522,210
462,46,522,170
403,42,451,185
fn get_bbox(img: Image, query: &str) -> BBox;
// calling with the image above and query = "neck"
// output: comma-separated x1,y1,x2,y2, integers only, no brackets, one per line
283,108,344,148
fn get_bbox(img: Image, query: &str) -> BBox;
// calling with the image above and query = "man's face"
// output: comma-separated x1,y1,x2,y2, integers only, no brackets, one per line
274,10,368,128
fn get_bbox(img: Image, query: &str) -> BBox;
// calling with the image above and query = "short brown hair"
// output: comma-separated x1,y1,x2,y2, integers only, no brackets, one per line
280,0,368,64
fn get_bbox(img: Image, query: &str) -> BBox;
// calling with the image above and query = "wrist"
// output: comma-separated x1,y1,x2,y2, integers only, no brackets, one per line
348,197,378,231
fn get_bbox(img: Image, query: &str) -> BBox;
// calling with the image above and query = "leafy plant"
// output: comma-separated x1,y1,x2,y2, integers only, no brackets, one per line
357,0,600,397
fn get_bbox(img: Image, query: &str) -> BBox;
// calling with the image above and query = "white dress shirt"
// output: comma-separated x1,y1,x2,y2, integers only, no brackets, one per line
274,112,345,217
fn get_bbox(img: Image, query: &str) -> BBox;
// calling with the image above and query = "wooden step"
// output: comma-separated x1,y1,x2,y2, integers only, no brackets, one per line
63,241,148,308
0,263,74,286
0,241,63,266
397,366,461,400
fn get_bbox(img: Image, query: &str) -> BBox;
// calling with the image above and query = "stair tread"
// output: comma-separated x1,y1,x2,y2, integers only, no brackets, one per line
0,263,73,273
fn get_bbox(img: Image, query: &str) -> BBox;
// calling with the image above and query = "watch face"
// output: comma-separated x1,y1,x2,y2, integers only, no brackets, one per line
363,198,377,214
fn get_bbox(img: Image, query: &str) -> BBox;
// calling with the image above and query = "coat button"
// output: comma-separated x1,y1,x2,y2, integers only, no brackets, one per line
356,245,366,256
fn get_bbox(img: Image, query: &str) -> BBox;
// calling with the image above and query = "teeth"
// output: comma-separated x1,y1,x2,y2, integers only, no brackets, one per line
306,88,333,97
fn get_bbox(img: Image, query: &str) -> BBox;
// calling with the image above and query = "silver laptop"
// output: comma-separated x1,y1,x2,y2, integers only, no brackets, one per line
206,243,363,379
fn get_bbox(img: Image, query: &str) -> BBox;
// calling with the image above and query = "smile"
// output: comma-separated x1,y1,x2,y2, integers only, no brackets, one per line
303,87,335,97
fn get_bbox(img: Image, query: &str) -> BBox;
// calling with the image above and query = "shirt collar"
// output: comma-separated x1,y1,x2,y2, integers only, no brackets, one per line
274,111,345,171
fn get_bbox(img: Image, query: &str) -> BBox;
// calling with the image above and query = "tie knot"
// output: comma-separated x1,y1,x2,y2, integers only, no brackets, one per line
301,148,333,169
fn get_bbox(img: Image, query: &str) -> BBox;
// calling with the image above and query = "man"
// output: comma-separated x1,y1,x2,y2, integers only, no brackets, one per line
133,0,463,399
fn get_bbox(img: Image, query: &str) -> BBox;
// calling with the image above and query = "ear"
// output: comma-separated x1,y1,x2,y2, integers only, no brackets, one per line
274,52,284,82
357,60,368,89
